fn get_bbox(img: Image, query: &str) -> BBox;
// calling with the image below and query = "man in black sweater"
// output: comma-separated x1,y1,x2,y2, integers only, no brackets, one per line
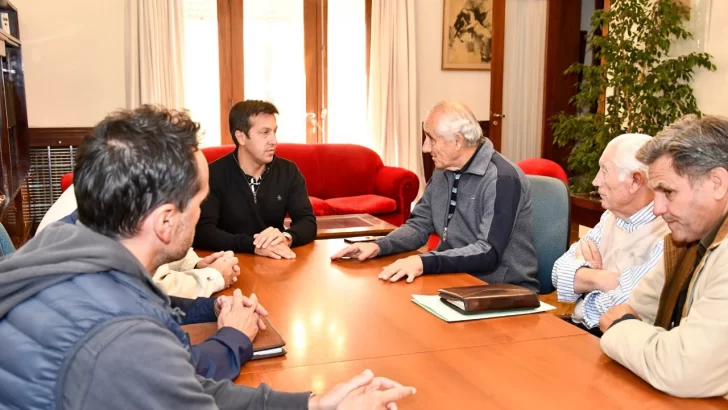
194,100,317,259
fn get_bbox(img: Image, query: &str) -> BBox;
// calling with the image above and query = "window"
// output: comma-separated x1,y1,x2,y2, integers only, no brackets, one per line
326,0,367,146
243,0,307,143
214,0,370,146
183,0,221,147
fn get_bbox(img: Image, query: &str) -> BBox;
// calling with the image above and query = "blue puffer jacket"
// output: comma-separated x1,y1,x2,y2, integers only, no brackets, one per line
0,270,189,409
56,210,253,382
0,221,310,410
0,220,194,409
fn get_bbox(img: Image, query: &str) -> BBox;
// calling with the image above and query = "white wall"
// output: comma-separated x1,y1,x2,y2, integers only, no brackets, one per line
15,0,127,127
415,0,491,127
15,0,726,128
693,0,728,116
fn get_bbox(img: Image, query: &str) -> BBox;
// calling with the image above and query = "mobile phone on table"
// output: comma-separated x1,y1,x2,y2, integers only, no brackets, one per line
344,236,381,243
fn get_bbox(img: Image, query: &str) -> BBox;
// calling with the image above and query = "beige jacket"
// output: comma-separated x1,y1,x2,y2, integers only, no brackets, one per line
39,186,226,299
153,248,226,298
601,219,728,399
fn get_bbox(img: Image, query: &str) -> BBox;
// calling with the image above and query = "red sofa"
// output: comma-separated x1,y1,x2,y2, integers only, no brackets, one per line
61,143,420,226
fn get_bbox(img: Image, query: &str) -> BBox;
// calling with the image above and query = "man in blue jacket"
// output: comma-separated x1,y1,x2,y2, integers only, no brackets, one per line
0,105,414,409
56,208,254,382
332,100,538,291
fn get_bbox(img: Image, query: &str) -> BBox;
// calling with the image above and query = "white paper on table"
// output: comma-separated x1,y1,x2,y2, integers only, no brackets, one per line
411,294,555,322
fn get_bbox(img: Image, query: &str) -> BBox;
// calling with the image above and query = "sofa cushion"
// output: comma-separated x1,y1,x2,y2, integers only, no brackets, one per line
203,145,235,164
324,195,397,215
60,173,73,192
309,196,336,216
276,144,383,199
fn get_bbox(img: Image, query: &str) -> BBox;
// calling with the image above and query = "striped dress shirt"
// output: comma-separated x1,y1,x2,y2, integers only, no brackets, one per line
551,202,666,328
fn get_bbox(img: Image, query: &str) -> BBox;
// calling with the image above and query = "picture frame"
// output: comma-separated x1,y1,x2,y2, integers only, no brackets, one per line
442,0,493,70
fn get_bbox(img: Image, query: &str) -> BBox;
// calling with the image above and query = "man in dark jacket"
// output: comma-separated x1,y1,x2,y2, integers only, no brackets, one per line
194,100,317,260
0,106,414,409
54,208,252,382
332,101,538,291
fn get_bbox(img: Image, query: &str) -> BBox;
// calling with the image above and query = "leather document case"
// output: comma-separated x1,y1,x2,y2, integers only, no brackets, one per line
183,316,287,360
438,284,540,315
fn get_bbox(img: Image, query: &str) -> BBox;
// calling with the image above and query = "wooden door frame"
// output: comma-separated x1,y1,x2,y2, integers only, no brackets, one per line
217,0,244,146
303,0,327,143
217,0,335,145
488,0,505,153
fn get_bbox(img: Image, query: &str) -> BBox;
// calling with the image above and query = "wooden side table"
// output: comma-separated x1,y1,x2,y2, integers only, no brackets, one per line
571,193,604,230
284,214,397,239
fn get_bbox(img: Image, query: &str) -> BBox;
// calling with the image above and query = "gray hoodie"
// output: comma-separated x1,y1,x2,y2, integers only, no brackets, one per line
0,222,310,410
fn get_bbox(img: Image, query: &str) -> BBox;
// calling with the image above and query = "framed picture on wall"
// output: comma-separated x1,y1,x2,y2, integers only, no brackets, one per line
442,0,493,70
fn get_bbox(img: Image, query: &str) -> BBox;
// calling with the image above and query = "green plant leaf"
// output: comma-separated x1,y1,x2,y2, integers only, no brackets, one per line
549,0,715,193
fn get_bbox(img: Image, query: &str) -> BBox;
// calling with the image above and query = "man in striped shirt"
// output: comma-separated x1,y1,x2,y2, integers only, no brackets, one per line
552,133,670,335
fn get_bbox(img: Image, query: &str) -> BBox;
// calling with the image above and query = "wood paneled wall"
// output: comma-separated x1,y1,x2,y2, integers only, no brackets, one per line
28,128,91,147
541,0,583,174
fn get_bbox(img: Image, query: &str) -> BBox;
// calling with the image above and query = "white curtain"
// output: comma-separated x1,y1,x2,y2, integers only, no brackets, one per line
368,0,421,180
501,0,547,162
126,0,186,109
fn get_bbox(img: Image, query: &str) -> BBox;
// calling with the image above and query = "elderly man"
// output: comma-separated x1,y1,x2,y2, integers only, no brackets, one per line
599,115,728,399
332,100,539,291
552,133,670,334
0,106,414,409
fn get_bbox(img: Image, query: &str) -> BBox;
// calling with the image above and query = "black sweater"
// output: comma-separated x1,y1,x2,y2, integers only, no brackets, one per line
193,151,317,253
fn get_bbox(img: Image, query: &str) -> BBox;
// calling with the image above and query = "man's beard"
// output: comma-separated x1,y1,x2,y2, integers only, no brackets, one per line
154,225,193,272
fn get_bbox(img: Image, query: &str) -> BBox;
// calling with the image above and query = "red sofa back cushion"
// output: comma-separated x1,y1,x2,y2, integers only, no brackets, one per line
202,145,235,163
276,144,383,199
62,143,389,200
202,144,385,200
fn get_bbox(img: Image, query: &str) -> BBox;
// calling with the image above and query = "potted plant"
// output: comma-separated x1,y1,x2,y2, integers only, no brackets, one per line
552,0,716,193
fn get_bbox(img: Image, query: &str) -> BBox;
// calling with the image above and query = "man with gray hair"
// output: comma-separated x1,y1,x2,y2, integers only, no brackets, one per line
552,133,669,335
332,100,539,291
600,115,728,399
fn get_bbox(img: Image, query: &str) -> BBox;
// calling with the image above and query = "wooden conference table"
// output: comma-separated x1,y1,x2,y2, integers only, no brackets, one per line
197,240,726,409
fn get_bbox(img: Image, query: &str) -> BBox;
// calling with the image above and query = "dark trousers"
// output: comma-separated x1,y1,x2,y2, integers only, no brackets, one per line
558,314,603,338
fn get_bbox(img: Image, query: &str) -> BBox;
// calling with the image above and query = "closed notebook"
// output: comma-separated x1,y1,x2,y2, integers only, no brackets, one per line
183,316,286,360
438,284,540,315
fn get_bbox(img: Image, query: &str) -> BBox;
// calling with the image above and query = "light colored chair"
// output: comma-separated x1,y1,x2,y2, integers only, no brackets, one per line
527,175,570,294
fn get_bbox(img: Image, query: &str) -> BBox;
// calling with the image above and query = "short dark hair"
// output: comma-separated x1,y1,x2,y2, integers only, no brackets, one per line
637,114,728,183
228,100,278,146
74,105,201,238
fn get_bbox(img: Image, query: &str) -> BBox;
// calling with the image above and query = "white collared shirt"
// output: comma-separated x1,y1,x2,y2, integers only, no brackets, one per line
552,202,669,328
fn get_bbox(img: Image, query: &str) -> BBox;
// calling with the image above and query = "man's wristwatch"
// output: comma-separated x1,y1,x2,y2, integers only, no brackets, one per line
282,232,293,246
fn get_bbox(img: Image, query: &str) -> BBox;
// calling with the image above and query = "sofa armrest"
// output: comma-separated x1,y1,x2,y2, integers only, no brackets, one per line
373,166,419,212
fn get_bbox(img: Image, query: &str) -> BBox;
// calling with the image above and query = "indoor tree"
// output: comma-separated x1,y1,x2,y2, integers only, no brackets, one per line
552,0,716,193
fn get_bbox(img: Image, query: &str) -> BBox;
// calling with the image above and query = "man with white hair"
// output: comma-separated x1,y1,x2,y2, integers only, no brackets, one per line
332,101,539,291
552,133,670,335
598,115,728,398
